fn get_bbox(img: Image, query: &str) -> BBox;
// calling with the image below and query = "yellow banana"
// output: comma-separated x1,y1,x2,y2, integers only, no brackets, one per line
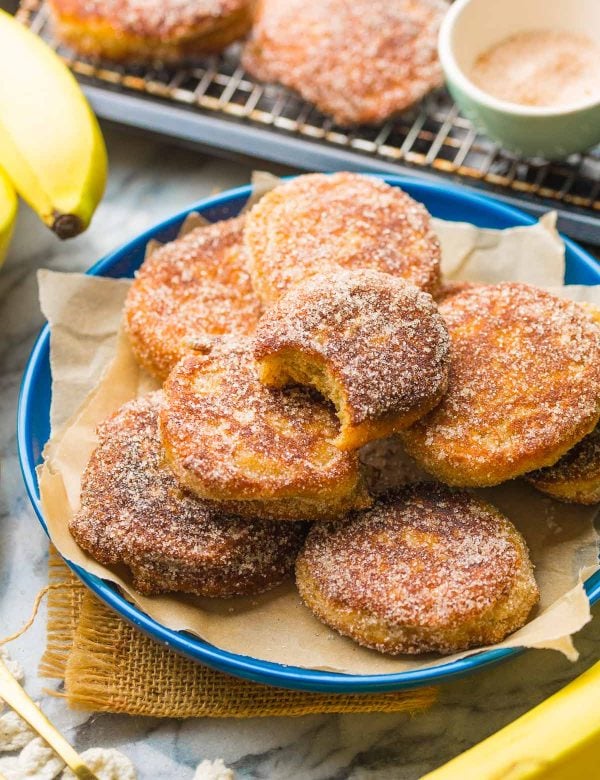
0,165,17,267
0,10,107,238
421,659,600,780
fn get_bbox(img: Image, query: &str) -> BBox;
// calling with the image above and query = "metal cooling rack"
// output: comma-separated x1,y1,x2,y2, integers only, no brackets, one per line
18,0,600,244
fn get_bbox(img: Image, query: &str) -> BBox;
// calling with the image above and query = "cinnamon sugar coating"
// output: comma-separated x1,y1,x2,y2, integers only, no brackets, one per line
526,303,600,505
124,217,261,381
254,269,450,450
401,283,600,486
160,338,371,521
71,392,307,598
242,0,448,126
48,0,253,63
296,485,539,655
244,173,442,306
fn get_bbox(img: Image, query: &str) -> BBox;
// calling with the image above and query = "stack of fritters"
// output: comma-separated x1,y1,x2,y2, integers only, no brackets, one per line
72,173,600,656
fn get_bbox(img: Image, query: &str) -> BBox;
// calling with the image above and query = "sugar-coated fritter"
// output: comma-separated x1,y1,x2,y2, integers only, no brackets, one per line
255,269,450,450
401,283,600,486
296,484,539,654
71,392,307,597
124,217,261,381
160,338,372,521
242,0,448,125
49,0,254,63
245,173,441,306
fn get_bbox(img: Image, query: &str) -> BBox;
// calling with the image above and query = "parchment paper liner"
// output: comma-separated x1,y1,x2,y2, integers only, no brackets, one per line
37,178,600,674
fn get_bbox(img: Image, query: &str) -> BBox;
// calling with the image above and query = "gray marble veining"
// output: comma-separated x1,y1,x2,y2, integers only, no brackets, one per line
0,124,599,779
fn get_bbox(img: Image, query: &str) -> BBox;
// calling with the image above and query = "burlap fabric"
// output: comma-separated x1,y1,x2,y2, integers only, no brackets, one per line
40,552,437,718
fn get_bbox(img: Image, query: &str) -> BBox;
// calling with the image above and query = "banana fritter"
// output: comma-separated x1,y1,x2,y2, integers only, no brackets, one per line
401,283,600,486
71,392,307,597
245,173,442,306
160,338,371,521
296,485,539,654
254,269,450,450
242,0,448,125
48,0,253,63
124,217,261,381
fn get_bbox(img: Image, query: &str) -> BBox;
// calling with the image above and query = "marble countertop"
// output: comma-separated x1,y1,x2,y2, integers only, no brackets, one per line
0,124,599,780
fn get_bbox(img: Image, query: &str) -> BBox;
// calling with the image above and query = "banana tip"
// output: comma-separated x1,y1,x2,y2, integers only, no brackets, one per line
52,212,85,239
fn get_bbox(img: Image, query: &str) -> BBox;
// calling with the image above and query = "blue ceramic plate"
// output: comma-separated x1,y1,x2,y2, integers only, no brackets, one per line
18,175,600,693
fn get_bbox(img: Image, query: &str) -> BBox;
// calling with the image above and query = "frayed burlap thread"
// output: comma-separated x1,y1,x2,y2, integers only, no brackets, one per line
41,550,437,718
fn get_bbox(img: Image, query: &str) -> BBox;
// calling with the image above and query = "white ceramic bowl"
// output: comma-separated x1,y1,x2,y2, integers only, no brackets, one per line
438,0,600,158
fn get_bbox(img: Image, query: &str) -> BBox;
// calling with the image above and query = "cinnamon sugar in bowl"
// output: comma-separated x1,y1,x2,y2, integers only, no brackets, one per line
438,0,600,158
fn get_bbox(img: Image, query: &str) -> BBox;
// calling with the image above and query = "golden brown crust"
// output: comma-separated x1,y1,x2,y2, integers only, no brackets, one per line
160,337,371,520
254,269,450,450
401,283,600,486
124,217,261,381
525,303,600,504
526,421,600,504
245,173,442,306
242,0,448,125
48,0,253,63
71,392,307,597
296,485,539,655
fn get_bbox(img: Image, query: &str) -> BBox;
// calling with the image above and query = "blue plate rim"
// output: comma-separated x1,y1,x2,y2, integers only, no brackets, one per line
17,174,600,693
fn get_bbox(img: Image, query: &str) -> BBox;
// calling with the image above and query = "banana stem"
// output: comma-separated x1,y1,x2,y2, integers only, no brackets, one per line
51,212,85,239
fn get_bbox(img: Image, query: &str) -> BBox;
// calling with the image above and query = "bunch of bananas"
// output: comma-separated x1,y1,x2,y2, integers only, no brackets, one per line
0,9,107,267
